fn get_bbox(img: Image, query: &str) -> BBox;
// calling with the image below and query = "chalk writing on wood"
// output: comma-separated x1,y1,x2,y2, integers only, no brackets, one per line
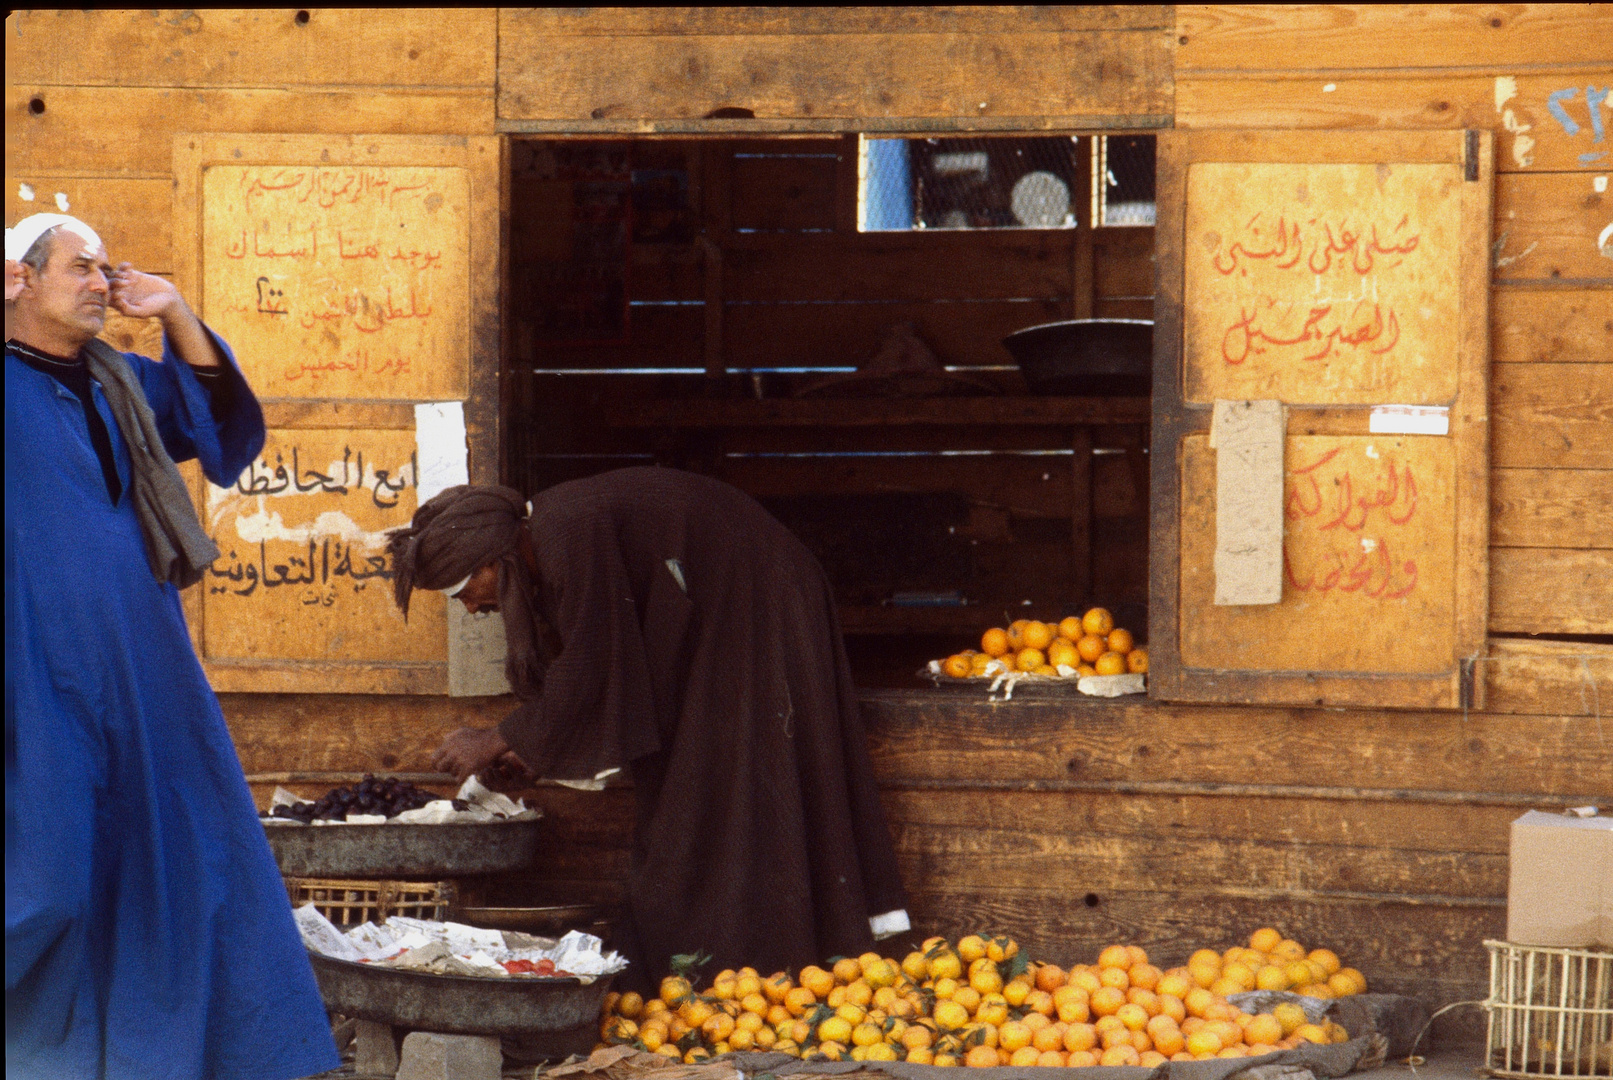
1180,435,1455,675
201,428,445,663
200,165,470,401
1184,163,1463,405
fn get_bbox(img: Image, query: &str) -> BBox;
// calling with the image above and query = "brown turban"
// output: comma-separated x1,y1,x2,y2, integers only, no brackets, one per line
387,484,547,697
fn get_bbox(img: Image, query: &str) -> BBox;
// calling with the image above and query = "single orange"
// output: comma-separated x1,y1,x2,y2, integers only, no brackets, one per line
1095,651,1127,676
1077,664,1097,677
1076,634,1108,664
1016,647,1045,671
1107,628,1135,654
1126,647,1149,674
980,627,1010,657
1058,615,1084,641
1022,620,1055,650
942,654,972,678
1006,619,1030,650
1082,607,1115,637
1046,639,1080,670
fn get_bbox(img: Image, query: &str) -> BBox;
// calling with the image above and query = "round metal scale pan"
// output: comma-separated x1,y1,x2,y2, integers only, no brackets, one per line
265,818,542,878
309,952,615,1037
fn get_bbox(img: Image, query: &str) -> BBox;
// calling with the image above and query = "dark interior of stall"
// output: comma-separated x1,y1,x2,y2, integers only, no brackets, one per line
503,134,1157,687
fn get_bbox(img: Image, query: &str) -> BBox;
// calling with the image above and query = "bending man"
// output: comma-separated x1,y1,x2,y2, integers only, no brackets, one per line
5,214,338,1079
388,469,909,990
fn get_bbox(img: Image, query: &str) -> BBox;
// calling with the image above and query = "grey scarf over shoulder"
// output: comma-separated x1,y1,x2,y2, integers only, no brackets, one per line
82,337,220,589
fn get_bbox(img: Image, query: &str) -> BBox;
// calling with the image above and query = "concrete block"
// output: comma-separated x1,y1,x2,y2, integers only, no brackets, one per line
396,1032,502,1080
353,1019,399,1076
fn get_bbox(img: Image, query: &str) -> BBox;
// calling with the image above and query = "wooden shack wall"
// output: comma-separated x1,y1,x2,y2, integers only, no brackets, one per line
6,7,1610,1044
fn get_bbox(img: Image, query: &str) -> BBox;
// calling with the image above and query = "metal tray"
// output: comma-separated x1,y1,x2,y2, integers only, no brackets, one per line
1001,318,1153,396
309,952,615,1037
265,818,543,878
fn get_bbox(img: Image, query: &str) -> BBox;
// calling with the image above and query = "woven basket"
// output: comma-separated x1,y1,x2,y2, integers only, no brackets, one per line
1485,940,1613,1078
286,877,455,928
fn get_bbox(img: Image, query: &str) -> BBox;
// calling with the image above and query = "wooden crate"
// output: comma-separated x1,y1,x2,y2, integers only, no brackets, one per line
1486,940,1613,1078
286,877,455,928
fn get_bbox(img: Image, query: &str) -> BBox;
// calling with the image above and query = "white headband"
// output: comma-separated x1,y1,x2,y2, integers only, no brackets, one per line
5,213,103,263
442,575,472,599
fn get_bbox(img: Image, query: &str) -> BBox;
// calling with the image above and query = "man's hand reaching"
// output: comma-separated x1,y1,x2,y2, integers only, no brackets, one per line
432,726,511,783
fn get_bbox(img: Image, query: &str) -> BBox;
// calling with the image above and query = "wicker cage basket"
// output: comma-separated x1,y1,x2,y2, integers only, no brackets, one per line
285,877,455,928
1485,940,1613,1078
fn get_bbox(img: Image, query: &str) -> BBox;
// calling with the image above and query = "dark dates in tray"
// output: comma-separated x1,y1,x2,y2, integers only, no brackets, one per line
262,774,465,823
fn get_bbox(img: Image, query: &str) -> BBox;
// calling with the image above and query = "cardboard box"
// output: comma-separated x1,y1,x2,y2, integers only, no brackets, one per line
1506,810,1613,948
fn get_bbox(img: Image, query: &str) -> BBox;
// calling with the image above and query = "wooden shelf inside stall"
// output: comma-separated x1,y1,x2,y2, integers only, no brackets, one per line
605,395,1151,641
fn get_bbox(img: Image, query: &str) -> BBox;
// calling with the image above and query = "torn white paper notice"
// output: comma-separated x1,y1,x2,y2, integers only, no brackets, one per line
414,401,469,504
1212,399,1285,606
1078,673,1146,697
1369,404,1450,435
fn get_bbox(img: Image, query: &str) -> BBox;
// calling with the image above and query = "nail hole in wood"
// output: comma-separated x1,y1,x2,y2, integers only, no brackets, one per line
295,10,311,25
29,96,45,115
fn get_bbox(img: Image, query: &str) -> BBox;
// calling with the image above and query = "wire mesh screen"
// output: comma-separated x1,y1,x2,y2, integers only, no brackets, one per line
861,136,1083,231
1096,135,1157,227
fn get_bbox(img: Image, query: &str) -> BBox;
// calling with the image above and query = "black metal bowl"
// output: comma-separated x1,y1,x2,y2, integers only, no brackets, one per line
1002,319,1153,396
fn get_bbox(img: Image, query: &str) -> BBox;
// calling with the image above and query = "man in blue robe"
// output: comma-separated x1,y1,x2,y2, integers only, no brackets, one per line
5,214,338,1079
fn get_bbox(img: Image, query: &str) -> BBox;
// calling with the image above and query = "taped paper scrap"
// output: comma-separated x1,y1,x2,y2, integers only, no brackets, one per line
1212,399,1285,606
1370,404,1450,436
413,401,469,504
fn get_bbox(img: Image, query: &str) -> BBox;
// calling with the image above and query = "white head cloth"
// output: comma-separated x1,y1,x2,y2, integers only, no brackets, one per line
5,213,103,263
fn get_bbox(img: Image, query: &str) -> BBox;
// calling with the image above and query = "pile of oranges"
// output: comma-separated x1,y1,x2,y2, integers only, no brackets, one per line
939,607,1147,680
597,927,1364,1066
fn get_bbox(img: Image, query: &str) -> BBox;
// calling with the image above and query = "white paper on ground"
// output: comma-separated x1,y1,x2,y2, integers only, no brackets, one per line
414,401,469,504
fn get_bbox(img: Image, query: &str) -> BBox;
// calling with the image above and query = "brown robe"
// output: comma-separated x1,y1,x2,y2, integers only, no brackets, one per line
496,467,907,988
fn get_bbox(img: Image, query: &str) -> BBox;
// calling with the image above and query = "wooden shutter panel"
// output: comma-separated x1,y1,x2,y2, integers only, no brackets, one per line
1149,130,1492,710
173,134,503,693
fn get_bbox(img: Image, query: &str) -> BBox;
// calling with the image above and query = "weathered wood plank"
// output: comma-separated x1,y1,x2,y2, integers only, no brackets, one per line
859,693,1612,796
884,787,1520,856
5,84,494,176
1176,73,1613,172
887,818,1506,898
717,455,1074,519
3,176,172,271
721,231,1076,302
7,9,496,88
729,153,841,232
604,396,1151,428
1093,228,1156,297
221,693,512,775
1489,547,1613,634
722,299,1070,370
1094,297,1155,320
1492,362,1613,469
1482,639,1613,717
1494,172,1613,283
1175,5,1613,71
497,26,1172,123
1490,467,1613,548
1492,287,1613,363
502,8,1175,36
